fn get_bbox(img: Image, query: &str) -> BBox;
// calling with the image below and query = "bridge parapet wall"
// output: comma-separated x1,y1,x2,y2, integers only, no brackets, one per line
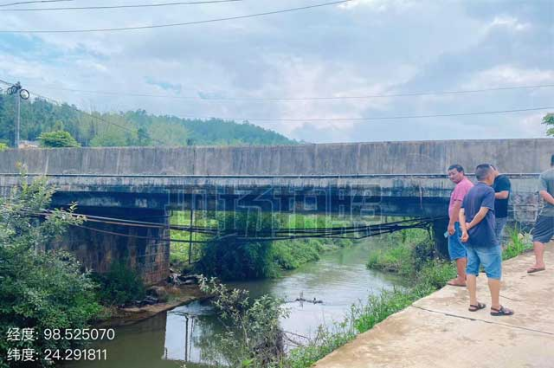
0,139,551,176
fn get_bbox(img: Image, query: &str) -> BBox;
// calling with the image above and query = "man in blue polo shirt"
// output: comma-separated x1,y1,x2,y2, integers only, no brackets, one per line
460,164,514,317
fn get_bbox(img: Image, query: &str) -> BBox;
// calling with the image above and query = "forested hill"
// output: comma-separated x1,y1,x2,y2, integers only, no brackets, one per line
0,94,297,147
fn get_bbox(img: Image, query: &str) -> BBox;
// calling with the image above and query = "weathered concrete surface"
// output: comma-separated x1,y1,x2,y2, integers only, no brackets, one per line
314,246,554,368
0,139,548,220
0,139,549,284
0,174,541,220
50,207,170,285
0,138,551,175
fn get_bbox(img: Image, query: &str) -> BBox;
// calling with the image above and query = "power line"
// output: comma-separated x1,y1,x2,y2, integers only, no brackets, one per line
72,216,437,242
26,83,554,102
5,79,551,129
0,0,353,33
1,78,167,145
34,209,439,239
0,0,242,12
33,89,166,142
177,106,554,123
74,224,212,244
0,0,72,8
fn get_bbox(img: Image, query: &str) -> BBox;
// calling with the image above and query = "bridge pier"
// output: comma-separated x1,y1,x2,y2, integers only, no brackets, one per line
50,207,170,285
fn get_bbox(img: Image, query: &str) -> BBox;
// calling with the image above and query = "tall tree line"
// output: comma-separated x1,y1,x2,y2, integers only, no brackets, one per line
0,95,297,147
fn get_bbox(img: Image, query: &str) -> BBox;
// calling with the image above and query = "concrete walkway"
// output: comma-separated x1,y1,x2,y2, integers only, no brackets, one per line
314,246,554,368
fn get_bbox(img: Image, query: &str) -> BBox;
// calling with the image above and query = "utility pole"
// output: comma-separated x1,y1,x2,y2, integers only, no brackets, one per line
7,82,30,149
188,203,195,264
16,92,20,148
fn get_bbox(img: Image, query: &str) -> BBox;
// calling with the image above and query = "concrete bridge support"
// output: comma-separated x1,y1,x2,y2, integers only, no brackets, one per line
50,207,170,285
431,218,450,259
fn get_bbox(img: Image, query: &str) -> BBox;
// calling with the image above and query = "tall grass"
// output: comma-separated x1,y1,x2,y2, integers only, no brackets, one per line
282,226,532,368
503,227,533,260
282,260,456,368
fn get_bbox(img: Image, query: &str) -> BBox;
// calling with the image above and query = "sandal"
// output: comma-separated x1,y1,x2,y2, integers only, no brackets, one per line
468,302,486,312
527,267,545,274
490,306,514,317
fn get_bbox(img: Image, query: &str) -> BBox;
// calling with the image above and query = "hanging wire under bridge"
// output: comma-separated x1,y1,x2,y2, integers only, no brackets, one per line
33,210,445,243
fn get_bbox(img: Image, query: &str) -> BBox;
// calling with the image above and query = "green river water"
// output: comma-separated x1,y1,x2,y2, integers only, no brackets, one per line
67,239,404,368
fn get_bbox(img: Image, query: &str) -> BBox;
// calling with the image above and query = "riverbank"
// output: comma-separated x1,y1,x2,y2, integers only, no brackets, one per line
67,239,404,368
97,237,359,329
314,248,554,367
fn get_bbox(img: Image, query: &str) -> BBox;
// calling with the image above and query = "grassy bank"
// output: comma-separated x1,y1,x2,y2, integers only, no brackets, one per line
281,226,533,368
284,260,454,368
170,211,355,280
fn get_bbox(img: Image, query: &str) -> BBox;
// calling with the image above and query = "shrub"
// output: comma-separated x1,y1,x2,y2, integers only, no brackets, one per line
92,262,145,306
503,227,533,260
367,229,434,276
38,130,80,148
0,177,101,368
272,239,322,270
199,277,288,367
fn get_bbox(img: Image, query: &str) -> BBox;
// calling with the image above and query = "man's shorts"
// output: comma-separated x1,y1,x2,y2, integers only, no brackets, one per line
495,217,508,246
532,215,554,243
466,244,502,279
448,222,467,260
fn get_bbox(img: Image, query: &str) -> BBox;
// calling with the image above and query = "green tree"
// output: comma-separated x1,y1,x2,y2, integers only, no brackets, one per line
147,121,188,146
92,262,145,306
89,115,137,147
0,177,101,367
199,278,288,367
543,113,554,136
196,212,278,280
0,95,297,148
38,130,81,148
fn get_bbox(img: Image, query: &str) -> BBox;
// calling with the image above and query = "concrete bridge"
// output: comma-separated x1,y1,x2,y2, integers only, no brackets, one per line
0,138,550,284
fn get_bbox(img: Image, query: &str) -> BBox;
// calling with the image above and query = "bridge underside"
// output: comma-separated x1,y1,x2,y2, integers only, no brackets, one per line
1,174,540,284
50,206,170,285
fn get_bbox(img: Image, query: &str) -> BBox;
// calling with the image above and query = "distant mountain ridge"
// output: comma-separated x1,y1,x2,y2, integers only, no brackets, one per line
0,95,297,147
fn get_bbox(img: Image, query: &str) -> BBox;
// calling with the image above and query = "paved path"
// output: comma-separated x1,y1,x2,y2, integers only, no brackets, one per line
314,246,554,368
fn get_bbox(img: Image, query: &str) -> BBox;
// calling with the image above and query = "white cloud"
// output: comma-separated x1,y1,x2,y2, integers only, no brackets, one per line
488,15,531,32
518,113,549,137
339,0,415,11
462,65,554,89
1,0,552,143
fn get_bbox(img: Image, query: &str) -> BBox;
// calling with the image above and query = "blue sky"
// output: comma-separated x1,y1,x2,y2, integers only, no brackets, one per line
0,0,553,143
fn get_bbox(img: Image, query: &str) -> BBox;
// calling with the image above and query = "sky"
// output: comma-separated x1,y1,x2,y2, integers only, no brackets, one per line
0,0,553,143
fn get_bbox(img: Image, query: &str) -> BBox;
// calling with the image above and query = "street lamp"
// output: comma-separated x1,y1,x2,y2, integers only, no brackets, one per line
7,82,30,149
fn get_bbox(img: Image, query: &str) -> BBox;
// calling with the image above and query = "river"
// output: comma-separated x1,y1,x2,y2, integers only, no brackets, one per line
67,239,404,368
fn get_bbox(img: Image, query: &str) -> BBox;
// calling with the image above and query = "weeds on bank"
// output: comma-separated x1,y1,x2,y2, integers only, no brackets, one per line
203,227,533,368
503,228,533,260
366,229,430,276
282,259,455,368
284,227,531,368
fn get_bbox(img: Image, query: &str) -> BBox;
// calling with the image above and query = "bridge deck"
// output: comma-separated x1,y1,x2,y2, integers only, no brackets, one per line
314,246,554,368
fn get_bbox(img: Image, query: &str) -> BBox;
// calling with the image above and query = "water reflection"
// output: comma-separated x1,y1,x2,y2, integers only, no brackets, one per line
69,240,404,368
164,301,226,366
